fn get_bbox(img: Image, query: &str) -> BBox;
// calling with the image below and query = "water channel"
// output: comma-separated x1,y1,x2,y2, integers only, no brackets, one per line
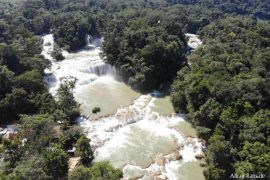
42,33,205,180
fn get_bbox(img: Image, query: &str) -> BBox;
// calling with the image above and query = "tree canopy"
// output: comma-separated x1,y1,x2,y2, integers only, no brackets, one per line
171,17,270,179
0,0,269,179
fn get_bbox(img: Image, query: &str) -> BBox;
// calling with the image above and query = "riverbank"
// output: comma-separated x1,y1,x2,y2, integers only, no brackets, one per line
42,33,205,180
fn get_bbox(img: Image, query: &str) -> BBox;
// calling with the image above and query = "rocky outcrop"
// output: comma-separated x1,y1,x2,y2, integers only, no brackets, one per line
122,165,147,179
155,153,165,166
154,175,168,180
195,153,205,159
142,175,155,180
165,151,182,162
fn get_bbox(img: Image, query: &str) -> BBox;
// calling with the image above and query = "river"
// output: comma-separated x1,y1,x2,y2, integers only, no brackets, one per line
42,34,205,180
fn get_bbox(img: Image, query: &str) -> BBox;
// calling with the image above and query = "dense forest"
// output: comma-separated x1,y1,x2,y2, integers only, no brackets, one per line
102,9,186,90
171,18,270,179
0,0,269,179
0,0,122,179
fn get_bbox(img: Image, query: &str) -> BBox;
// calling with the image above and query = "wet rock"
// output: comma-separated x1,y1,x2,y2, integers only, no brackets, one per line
154,170,162,176
44,42,51,46
191,139,197,146
154,175,168,180
185,137,193,144
179,144,184,149
155,154,165,166
143,175,155,180
104,124,121,132
147,164,164,177
195,153,205,159
123,165,146,179
165,152,182,161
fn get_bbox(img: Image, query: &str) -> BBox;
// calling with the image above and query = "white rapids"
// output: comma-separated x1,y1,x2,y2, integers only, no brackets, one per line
42,34,116,96
76,94,206,180
41,34,206,180
185,33,203,50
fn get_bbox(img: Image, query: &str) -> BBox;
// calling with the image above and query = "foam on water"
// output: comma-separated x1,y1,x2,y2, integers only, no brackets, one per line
77,95,205,179
165,161,183,180
185,33,203,50
42,34,205,179
42,34,115,96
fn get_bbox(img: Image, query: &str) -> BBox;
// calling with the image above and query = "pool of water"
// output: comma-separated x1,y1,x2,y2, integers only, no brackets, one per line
152,96,175,115
42,33,205,180
75,76,140,119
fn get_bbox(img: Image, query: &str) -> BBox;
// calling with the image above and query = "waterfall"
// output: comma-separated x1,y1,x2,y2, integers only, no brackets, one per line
42,34,117,95
77,93,205,179
86,35,91,46
42,33,205,180
84,36,115,76
185,33,203,50
88,59,116,76
85,35,103,49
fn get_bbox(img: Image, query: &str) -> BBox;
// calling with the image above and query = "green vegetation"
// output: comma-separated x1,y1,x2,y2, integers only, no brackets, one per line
92,107,101,114
0,1,122,179
69,162,123,180
53,11,97,51
51,44,64,61
76,135,94,165
0,30,52,123
56,80,80,124
171,17,270,179
44,145,69,179
167,0,270,20
0,0,269,179
102,9,186,90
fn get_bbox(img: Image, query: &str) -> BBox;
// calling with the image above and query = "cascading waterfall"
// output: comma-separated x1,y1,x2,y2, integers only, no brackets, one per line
76,93,206,179
185,33,203,50
84,35,116,76
87,59,116,76
42,33,205,180
42,34,116,95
